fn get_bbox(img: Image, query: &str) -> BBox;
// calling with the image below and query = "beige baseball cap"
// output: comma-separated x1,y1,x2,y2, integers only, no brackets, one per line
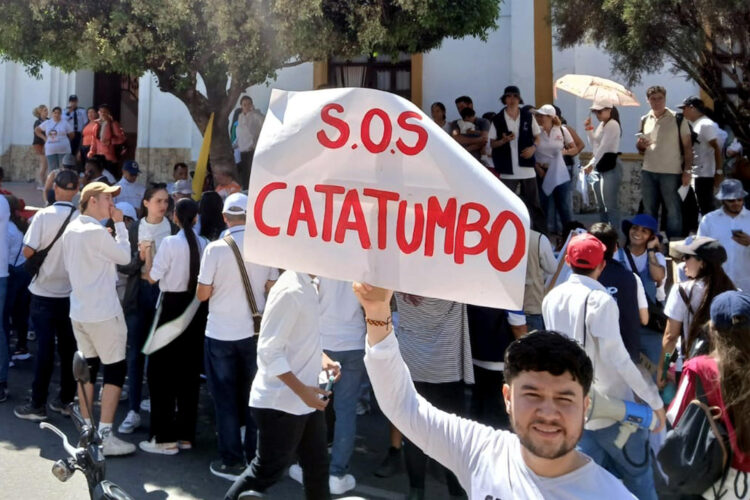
80,181,121,205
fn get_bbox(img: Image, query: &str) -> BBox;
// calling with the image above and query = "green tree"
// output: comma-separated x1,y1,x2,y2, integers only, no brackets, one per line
550,0,750,148
0,0,500,172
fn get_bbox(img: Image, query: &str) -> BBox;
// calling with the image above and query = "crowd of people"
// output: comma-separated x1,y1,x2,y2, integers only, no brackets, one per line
0,82,747,500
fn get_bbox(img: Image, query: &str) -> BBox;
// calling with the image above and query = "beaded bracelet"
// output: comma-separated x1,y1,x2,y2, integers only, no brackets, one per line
366,316,392,328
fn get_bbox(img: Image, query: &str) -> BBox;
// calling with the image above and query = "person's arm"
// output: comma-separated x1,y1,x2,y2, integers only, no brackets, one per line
22,212,43,259
681,122,693,173
507,311,527,338
658,318,682,388
35,125,47,141
97,208,130,266
196,283,213,302
196,244,216,302
589,294,666,429
646,245,666,284
709,138,723,186
488,123,512,149
634,275,649,326
354,282,500,492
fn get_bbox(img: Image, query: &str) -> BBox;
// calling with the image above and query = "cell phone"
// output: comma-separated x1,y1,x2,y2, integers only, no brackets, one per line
732,229,744,237
322,375,334,401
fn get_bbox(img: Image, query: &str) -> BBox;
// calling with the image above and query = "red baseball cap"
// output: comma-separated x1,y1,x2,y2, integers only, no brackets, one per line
565,233,606,269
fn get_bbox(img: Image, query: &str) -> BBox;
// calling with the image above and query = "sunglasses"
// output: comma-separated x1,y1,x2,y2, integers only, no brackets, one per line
681,255,701,262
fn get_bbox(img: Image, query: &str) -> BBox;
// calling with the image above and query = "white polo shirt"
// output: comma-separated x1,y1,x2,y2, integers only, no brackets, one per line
198,226,279,341
150,230,208,292
250,271,322,416
115,178,146,213
24,202,78,298
62,215,130,323
542,273,663,429
697,207,750,292
318,277,366,352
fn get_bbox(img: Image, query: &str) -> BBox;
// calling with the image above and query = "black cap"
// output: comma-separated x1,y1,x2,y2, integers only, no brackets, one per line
68,94,78,102
678,96,705,111
501,85,524,105
55,169,79,191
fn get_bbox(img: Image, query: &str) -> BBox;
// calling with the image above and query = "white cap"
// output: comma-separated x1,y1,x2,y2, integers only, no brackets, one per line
533,104,557,117
173,179,193,195
590,98,615,111
222,192,248,215
115,202,137,221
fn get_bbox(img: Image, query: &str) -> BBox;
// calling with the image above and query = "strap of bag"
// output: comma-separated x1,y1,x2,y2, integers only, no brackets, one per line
678,284,695,316
582,291,593,348
223,234,261,320
43,206,75,254
623,248,638,274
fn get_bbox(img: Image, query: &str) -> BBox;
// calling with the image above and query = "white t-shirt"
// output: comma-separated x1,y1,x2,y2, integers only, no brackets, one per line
691,116,719,177
365,333,636,499
116,178,145,211
0,196,9,278
24,202,78,297
137,218,172,249
198,226,279,341
40,119,74,156
536,125,573,195
487,111,542,180
150,230,207,292
318,277,366,352
664,279,707,340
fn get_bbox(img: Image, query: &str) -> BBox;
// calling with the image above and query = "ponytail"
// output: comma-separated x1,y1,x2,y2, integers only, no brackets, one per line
175,198,200,292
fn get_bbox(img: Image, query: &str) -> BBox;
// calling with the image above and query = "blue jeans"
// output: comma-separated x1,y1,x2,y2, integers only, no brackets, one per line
541,181,573,234
46,153,65,171
205,336,258,466
125,280,159,413
324,349,366,477
0,278,7,384
578,424,657,500
593,166,622,236
30,295,77,407
525,314,545,333
641,171,683,238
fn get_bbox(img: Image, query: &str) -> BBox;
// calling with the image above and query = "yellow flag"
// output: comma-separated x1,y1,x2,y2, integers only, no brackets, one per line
192,113,214,201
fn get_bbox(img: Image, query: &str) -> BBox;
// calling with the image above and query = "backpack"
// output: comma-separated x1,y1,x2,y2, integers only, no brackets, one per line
641,113,698,159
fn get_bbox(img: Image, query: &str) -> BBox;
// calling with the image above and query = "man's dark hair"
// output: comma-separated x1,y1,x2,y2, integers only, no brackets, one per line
589,223,618,260
85,158,103,174
173,162,188,173
504,330,593,394
455,95,473,105
570,264,597,276
459,107,476,119
240,95,253,104
646,86,666,98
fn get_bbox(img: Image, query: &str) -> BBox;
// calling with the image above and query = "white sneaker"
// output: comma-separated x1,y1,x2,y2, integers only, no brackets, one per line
100,428,136,456
140,398,151,412
139,437,179,455
288,464,303,484
329,474,356,495
118,410,141,434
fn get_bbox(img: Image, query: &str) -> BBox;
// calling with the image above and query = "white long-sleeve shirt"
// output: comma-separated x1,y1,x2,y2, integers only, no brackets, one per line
62,215,130,323
586,119,620,168
542,274,663,429
249,271,322,416
364,333,636,500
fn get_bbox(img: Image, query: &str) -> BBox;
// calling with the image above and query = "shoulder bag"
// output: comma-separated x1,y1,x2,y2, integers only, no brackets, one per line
223,234,262,334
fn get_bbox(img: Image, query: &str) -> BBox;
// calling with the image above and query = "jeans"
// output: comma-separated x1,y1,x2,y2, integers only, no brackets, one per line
578,424,657,500
125,280,159,413
46,153,65,171
641,171,683,238
4,265,31,351
404,381,465,495
324,349,366,477
541,181,573,234
29,294,77,407
525,313,545,333
225,408,330,500
593,165,622,236
0,278,7,384
501,177,548,234
470,366,509,429
205,336,258,466
694,176,716,217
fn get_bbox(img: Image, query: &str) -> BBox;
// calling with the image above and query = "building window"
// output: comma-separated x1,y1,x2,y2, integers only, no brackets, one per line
328,54,411,100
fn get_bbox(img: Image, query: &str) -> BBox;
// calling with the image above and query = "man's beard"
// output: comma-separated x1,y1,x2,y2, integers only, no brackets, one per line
511,416,583,460
724,202,742,215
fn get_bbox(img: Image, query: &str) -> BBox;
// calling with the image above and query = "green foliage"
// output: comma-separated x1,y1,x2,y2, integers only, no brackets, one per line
550,0,750,146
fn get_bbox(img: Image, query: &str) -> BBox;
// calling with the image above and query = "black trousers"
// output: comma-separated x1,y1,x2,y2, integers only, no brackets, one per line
147,292,206,443
501,177,547,234
237,149,255,189
403,381,465,496
225,408,330,500
470,366,510,430
694,176,717,216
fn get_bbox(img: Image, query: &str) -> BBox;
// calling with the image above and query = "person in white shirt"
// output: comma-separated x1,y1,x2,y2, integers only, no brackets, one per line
679,96,723,217
14,171,79,419
584,98,623,235
225,270,341,500
140,198,208,455
5,195,32,361
61,181,135,456
235,96,265,189
353,282,637,500
197,193,278,480
658,236,736,388
116,161,146,215
542,233,665,500
697,179,750,292
35,106,75,172
64,94,88,158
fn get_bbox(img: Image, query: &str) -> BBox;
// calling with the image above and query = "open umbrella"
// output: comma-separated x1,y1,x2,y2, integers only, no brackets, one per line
554,74,640,106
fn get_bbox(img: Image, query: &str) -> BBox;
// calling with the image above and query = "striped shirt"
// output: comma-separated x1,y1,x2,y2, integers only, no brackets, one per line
394,293,474,384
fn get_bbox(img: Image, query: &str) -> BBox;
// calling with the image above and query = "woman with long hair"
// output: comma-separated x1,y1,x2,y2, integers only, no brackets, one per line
140,198,208,454
584,99,623,233
116,184,176,435
430,102,453,134
658,237,736,387
79,107,99,163
4,195,32,360
666,291,750,499
198,191,227,241
31,105,49,189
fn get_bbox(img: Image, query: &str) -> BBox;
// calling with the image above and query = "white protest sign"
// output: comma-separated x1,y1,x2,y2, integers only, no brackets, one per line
244,88,529,309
